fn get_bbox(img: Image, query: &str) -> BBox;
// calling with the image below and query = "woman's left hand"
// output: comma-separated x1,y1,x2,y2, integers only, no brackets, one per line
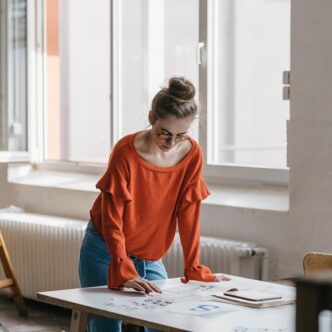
214,274,231,282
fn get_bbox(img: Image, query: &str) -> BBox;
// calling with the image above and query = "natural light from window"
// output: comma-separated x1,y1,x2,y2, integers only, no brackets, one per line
207,0,290,168
46,0,110,163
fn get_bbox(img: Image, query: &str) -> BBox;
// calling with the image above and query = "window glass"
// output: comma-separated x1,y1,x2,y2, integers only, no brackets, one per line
46,0,110,163
207,0,290,168
116,0,199,141
0,0,28,152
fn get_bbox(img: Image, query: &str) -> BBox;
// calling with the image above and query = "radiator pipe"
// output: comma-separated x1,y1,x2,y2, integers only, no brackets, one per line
236,247,269,280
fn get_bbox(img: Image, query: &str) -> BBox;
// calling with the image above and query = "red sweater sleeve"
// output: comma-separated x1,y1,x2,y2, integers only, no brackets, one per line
96,147,139,289
177,199,216,283
100,192,138,289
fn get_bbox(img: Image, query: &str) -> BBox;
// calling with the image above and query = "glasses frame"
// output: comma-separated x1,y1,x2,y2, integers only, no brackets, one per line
156,131,189,144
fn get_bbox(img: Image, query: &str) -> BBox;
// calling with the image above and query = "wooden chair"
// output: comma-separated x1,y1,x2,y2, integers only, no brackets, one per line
0,231,27,315
296,273,332,332
294,252,332,331
272,251,332,286
303,252,332,274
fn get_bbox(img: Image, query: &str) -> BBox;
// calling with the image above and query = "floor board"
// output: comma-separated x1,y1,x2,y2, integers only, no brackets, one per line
0,295,70,332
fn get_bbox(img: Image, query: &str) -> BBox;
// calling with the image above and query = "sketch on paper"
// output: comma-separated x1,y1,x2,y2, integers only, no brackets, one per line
232,328,289,332
165,301,233,315
107,281,228,313
106,279,294,315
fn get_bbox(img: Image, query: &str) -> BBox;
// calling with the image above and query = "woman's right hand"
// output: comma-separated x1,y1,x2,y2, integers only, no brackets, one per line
123,278,162,294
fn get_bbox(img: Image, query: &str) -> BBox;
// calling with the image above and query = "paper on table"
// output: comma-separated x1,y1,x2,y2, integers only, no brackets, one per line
107,279,295,312
107,281,228,313
231,327,290,332
165,301,234,315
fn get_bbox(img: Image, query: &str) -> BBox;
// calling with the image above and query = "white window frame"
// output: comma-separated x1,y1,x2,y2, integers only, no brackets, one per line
198,0,289,185
27,0,45,165
0,0,30,162
10,0,114,174
3,0,290,185
110,0,121,147
26,0,110,174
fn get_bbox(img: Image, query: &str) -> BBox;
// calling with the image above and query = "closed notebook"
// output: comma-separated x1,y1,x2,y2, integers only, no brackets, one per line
212,289,295,308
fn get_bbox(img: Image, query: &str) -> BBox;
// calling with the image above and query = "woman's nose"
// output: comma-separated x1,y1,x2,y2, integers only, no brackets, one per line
166,137,176,147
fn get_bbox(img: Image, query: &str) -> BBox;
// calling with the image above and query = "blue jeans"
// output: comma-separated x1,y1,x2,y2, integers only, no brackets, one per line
79,221,168,332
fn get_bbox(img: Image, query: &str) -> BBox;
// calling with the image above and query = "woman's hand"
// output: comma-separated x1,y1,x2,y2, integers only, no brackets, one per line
214,274,231,282
123,278,162,294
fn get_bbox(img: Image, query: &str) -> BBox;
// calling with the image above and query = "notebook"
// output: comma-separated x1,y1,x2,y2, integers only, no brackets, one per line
212,289,295,308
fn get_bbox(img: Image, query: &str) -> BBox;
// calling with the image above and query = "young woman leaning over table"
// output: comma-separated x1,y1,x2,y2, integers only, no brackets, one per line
78,76,230,332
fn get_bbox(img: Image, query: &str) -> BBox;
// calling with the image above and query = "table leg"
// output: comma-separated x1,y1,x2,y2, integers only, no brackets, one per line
70,309,90,332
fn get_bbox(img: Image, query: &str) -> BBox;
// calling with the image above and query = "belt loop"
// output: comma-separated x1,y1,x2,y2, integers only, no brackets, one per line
137,258,146,279
142,259,146,279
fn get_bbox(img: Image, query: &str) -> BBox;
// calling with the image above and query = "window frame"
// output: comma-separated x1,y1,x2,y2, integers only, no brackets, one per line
198,0,289,185
0,0,31,163
31,0,112,171
3,0,289,186
9,0,113,172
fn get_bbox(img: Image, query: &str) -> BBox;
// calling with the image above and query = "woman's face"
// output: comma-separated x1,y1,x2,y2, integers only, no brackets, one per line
151,115,193,152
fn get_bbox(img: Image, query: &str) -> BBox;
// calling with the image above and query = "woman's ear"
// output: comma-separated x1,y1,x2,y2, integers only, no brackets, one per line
148,111,154,125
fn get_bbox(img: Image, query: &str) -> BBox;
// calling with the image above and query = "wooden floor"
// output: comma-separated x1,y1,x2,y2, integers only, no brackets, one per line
0,295,70,332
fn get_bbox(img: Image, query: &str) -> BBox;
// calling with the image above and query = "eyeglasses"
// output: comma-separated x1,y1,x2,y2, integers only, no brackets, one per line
157,131,188,143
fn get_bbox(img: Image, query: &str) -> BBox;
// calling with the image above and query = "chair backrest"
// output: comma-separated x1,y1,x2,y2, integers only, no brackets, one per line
303,252,332,274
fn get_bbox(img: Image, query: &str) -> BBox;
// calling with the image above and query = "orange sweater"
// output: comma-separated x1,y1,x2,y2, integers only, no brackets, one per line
90,131,215,289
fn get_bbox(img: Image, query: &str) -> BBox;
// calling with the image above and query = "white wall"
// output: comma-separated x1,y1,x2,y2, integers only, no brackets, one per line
289,0,332,268
1,0,332,281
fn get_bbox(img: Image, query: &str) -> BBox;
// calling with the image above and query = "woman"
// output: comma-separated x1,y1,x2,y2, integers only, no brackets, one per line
79,77,229,332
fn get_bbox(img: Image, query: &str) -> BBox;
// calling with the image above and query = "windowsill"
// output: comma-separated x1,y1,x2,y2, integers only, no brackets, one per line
205,183,289,212
7,165,289,211
8,164,99,192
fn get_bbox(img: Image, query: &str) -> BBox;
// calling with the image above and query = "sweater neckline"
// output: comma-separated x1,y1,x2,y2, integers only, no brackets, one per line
129,131,196,172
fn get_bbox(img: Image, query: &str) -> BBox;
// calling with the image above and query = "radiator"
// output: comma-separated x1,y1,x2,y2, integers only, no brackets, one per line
163,234,268,280
0,211,87,300
0,210,268,300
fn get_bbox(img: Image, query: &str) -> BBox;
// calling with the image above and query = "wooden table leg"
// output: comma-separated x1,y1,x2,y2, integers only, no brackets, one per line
70,309,90,332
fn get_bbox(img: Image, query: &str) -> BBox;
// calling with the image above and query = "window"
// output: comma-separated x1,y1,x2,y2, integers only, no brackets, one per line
43,0,199,164
112,0,199,143
2,0,290,184
45,0,111,164
0,0,29,162
199,0,290,183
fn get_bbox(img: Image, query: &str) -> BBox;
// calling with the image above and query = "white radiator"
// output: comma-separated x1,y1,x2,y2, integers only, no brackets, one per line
0,211,87,300
163,234,268,280
0,210,268,300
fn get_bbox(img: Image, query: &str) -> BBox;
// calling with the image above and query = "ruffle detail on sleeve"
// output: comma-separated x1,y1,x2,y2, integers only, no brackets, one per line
181,264,216,283
96,177,132,202
180,179,210,206
108,257,139,289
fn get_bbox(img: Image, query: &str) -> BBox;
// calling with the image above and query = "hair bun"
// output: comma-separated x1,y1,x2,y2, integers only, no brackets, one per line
167,77,195,101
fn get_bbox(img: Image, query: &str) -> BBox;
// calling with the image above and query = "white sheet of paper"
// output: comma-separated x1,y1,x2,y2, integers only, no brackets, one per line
166,301,234,315
107,281,228,313
106,280,294,315
232,328,289,332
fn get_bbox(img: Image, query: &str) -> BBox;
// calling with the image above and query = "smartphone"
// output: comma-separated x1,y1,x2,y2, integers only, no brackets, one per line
223,289,282,302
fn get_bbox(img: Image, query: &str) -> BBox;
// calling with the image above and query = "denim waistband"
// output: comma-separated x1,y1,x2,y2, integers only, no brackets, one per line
87,220,147,278
87,220,96,232
129,255,146,278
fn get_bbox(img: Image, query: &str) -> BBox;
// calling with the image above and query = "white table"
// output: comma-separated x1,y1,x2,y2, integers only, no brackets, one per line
37,276,296,332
